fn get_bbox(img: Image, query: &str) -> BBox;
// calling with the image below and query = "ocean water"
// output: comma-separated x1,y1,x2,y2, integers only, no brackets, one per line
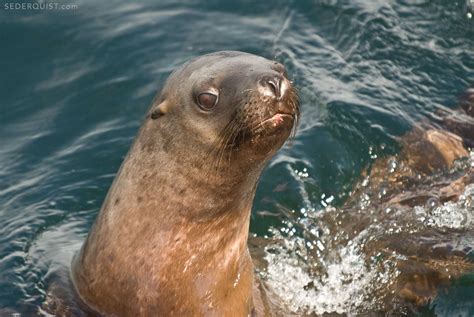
0,0,473,315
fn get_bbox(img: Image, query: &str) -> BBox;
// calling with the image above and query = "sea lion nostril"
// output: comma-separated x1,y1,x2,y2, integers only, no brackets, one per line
268,79,279,96
262,75,282,98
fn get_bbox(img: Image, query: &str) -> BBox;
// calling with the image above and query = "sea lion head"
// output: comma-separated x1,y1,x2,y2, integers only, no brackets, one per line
148,51,300,173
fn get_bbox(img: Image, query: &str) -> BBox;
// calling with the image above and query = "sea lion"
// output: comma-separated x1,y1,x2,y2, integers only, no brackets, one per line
71,51,300,316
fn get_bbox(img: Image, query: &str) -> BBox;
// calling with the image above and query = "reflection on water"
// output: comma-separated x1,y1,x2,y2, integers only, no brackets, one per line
0,0,473,315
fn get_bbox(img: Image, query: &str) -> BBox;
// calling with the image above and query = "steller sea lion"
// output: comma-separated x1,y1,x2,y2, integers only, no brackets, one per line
71,51,300,316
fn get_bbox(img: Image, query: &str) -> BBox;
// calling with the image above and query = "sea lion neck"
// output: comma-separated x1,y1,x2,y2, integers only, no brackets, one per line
72,121,258,316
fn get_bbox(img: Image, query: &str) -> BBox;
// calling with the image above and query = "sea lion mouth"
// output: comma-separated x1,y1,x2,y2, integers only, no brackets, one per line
230,84,300,146
251,89,300,134
260,113,295,126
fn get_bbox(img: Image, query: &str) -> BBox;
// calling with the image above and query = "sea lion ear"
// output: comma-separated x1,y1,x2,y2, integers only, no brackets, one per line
150,100,171,120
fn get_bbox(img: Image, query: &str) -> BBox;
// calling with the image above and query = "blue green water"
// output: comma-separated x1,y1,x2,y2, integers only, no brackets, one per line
0,0,473,315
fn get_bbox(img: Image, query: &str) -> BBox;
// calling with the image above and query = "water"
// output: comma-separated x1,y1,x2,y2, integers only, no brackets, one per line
0,0,473,315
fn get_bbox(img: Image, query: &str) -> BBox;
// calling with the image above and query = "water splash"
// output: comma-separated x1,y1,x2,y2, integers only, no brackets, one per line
415,184,474,230
261,151,474,315
264,231,398,314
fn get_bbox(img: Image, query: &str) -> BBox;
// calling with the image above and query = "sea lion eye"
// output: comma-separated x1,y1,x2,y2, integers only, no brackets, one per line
197,92,218,111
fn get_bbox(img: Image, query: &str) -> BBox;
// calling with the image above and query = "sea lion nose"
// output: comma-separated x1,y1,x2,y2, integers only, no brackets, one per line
260,75,284,99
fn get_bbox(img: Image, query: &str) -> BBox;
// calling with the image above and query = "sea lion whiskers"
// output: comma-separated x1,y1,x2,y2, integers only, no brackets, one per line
202,126,232,181
214,123,238,173
208,99,262,178
227,119,247,163
203,111,245,181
